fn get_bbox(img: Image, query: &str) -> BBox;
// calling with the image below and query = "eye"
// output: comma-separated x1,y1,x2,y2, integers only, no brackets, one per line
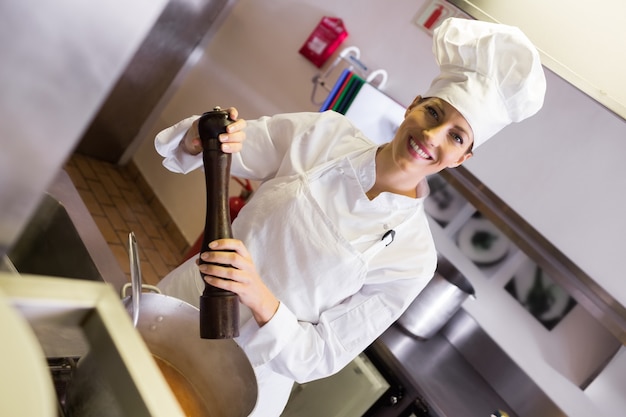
426,106,439,120
451,132,464,144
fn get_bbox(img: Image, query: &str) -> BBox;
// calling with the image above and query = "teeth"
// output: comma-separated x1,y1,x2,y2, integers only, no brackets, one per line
416,147,430,159
410,137,431,159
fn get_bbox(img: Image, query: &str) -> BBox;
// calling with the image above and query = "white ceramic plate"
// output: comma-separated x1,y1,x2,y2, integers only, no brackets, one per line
457,216,511,265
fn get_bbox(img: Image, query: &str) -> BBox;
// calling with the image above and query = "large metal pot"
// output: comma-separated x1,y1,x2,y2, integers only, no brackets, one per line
66,292,257,417
65,233,257,417
397,255,475,339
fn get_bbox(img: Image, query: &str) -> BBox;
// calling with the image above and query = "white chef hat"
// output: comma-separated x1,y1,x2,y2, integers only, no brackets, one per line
424,18,546,148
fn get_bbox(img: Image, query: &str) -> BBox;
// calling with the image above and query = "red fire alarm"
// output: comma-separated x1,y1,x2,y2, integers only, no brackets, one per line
415,0,458,34
299,17,348,68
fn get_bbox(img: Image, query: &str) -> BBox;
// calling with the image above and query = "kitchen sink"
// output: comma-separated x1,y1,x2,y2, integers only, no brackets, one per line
4,170,126,293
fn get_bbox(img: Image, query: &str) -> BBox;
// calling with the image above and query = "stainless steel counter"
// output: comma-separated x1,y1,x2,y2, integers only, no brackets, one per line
375,325,510,417
372,309,564,417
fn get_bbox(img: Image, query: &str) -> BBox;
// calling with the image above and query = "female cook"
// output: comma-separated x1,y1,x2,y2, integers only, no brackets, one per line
155,18,546,416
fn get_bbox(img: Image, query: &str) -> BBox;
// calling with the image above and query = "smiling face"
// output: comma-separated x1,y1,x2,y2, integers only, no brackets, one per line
389,96,474,179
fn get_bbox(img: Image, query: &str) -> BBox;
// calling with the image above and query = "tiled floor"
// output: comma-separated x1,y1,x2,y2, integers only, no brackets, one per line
64,153,190,286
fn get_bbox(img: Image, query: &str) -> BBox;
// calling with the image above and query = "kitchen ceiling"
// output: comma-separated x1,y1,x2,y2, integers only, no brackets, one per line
448,0,626,121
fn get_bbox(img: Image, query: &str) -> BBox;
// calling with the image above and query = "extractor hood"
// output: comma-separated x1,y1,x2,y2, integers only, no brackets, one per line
448,0,626,121
0,0,167,258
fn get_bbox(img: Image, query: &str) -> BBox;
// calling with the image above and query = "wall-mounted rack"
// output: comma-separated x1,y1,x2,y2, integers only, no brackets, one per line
310,46,388,107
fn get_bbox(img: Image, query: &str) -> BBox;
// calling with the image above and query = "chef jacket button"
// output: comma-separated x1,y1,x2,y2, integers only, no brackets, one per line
383,223,390,230
337,167,344,174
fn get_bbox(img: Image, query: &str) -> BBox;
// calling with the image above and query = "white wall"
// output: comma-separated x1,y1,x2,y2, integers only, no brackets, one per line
463,69,626,307
133,0,443,243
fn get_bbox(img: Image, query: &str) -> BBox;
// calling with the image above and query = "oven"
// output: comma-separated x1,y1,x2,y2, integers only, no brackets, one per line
281,336,439,417
363,342,437,417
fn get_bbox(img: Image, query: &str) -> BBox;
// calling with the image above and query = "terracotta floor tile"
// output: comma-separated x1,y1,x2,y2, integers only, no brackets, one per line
135,211,161,239
126,222,156,252
109,242,130,276
87,179,113,206
140,261,160,286
123,162,141,182
64,164,88,190
87,156,114,178
142,247,170,279
76,189,104,217
102,204,128,231
116,230,137,257
74,155,99,180
64,157,76,168
152,238,182,268
109,169,132,191
99,174,124,199
149,198,171,226
111,195,138,224
92,214,121,245
67,153,190,284
120,188,147,214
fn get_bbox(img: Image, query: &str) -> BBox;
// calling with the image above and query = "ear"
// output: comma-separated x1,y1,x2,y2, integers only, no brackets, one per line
405,96,423,117
448,151,473,168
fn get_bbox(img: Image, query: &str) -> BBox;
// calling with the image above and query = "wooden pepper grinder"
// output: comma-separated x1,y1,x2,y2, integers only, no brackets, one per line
198,107,239,339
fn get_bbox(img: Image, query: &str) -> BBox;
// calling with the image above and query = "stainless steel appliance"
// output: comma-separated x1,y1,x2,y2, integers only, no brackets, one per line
397,255,475,340
281,343,439,417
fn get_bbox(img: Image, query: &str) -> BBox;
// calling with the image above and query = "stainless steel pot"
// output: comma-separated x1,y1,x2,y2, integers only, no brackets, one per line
66,293,257,417
397,255,475,339
65,233,257,417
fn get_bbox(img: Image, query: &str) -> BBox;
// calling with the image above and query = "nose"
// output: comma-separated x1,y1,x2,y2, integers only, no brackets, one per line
423,125,447,147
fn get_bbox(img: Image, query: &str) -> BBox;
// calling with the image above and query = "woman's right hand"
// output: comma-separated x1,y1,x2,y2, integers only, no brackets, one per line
199,238,280,327
181,107,247,155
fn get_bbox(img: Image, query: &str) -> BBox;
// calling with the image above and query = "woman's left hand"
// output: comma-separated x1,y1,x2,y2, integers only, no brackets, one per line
198,239,280,326
181,107,247,155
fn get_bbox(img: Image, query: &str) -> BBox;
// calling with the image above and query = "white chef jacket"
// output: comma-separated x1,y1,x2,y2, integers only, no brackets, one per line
155,111,437,416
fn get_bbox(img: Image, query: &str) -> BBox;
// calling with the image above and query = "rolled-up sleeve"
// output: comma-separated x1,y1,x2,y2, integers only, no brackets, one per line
154,115,203,174
155,111,357,179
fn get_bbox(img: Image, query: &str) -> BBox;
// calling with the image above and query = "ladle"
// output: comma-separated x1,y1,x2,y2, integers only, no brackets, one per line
122,232,160,326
